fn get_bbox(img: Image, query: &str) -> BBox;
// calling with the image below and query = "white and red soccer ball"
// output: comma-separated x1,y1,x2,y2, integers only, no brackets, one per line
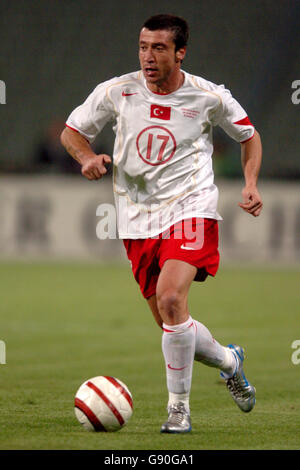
74,376,133,432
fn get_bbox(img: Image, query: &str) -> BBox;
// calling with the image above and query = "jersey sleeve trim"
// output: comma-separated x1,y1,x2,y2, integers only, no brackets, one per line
233,116,255,143
65,123,90,143
240,130,255,144
233,116,254,127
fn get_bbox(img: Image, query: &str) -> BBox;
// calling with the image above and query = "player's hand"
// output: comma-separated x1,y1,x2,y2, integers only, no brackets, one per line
238,185,263,217
81,154,112,180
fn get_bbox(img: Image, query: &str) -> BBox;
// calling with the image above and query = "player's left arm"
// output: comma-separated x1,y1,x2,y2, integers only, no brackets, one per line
239,129,263,217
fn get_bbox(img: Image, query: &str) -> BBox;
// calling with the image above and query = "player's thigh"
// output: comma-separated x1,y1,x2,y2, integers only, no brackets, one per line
157,259,197,294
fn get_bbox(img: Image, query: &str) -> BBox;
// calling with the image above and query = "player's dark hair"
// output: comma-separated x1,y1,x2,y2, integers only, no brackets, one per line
142,14,189,51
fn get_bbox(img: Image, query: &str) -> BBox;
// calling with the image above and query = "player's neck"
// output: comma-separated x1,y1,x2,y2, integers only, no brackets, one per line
147,70,184,95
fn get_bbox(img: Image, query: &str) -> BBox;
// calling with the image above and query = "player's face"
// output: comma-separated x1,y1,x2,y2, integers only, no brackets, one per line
139,28,186,88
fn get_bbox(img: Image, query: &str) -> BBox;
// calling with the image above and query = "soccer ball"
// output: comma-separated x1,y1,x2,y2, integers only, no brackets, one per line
74,376,133,432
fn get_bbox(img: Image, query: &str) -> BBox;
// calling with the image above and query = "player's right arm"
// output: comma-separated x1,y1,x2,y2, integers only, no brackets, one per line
60,127,111,180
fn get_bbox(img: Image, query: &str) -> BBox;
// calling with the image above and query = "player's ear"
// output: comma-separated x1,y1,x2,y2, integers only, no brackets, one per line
175,47,186,63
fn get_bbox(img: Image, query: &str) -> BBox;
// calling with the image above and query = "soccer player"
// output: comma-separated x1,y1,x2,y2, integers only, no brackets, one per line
61,14,263,433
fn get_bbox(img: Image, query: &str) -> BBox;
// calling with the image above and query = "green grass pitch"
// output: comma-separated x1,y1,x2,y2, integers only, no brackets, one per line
0,262,299,450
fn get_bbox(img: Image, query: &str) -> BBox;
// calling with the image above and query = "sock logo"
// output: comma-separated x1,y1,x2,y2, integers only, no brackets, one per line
167,363,188,371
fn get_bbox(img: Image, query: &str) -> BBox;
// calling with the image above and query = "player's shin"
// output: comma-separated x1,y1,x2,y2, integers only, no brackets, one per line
193,319,236,376
162,316,196,413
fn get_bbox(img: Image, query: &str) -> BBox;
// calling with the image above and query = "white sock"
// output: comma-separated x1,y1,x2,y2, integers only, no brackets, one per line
168,392,190,413
193,319,236,376
162,316,196,413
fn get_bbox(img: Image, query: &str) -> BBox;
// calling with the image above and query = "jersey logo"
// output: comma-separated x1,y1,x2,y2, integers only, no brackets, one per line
150,104,171,120
122,91,138,97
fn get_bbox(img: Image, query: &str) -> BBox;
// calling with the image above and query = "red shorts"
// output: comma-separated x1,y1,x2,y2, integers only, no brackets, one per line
123,218,220,299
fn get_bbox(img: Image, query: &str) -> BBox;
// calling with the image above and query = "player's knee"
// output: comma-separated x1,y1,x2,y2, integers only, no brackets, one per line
156,288,182,321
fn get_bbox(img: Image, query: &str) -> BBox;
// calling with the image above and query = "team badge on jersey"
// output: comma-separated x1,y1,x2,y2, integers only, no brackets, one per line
150,104,171,121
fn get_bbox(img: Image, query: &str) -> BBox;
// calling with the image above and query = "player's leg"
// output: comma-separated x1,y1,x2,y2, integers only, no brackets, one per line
148,291,236,373
156,218,237,375
156,258,196,325
156,259,196,433
147,295,163,329
193,319,236,372
149,289,255,416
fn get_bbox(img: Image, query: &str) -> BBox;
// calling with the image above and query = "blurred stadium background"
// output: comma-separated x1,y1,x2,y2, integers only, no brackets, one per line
0,0,299,451
0,0,299,263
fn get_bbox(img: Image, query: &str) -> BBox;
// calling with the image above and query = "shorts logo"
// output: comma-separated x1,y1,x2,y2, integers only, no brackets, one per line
150,104,171,120
136,125,176,166
180,244,197,251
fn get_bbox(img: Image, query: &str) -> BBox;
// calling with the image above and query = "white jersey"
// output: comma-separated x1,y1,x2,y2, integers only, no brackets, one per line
66,70,254,238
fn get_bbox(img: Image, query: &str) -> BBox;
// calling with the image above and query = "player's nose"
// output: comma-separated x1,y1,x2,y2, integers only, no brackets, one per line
143,49,155,62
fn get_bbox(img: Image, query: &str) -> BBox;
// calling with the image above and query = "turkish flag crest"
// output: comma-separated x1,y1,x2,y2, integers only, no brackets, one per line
150,104,171,120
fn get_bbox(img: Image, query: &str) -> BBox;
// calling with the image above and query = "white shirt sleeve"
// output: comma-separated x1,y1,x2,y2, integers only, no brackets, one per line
65,79,117,143
212,85,255,143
